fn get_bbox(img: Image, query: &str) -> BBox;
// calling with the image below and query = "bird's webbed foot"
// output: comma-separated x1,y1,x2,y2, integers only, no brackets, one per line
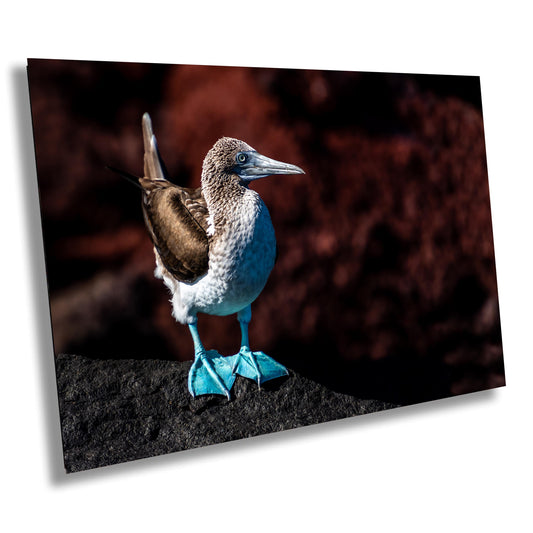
188,349,236,399
228,347,289,387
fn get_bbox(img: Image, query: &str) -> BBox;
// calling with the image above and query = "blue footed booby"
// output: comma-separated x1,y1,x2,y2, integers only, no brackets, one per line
118,113,304,398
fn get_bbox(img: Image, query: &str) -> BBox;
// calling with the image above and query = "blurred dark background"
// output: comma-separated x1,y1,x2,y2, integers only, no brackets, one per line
27,59,504,406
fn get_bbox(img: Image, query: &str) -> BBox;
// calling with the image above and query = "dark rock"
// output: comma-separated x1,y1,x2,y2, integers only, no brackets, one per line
55,353,396,473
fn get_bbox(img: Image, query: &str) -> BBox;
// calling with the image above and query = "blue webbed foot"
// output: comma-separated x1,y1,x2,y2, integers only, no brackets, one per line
188,350,236,399
228,347,289,387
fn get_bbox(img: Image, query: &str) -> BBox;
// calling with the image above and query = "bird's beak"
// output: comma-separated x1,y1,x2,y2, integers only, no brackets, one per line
238,152,305,181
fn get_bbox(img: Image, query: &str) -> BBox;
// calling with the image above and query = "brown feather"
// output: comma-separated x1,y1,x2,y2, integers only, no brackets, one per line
140,181,209,282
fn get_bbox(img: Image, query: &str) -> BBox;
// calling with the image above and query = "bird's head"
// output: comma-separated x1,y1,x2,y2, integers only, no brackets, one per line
201,137,304,190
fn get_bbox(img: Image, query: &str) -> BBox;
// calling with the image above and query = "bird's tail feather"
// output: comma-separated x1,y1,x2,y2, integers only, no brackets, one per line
142,113,169,181
106,165,142,189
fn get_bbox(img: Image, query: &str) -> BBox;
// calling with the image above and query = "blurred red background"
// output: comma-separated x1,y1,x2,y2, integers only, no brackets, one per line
27,59,504,405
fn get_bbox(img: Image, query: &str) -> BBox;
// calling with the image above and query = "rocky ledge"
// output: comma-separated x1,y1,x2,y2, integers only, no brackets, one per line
55,353,397,473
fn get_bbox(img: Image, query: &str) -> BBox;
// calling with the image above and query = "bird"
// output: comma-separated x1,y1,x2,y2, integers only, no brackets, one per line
113,113,304,399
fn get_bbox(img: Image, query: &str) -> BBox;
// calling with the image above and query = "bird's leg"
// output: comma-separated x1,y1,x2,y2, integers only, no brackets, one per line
228,306,289,387
188,322,235,399
234,318,262,384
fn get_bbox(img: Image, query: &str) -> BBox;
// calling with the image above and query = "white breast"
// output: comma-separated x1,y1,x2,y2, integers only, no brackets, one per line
168,189,276,323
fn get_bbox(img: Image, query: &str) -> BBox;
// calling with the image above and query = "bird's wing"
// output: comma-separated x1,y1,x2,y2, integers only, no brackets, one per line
140,113,209,283
141,181,210,283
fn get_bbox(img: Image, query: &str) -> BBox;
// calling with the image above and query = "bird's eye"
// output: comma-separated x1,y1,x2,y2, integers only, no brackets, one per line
237,153,248,164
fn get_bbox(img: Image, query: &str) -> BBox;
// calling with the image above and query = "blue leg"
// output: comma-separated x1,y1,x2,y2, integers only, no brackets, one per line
227,306,289,387
188,322,235,399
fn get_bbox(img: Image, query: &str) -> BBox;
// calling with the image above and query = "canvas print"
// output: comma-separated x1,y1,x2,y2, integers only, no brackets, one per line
27,59,505,472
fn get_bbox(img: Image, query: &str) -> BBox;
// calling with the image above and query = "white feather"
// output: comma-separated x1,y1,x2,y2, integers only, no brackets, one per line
206,214,215,237
163,189,276,324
